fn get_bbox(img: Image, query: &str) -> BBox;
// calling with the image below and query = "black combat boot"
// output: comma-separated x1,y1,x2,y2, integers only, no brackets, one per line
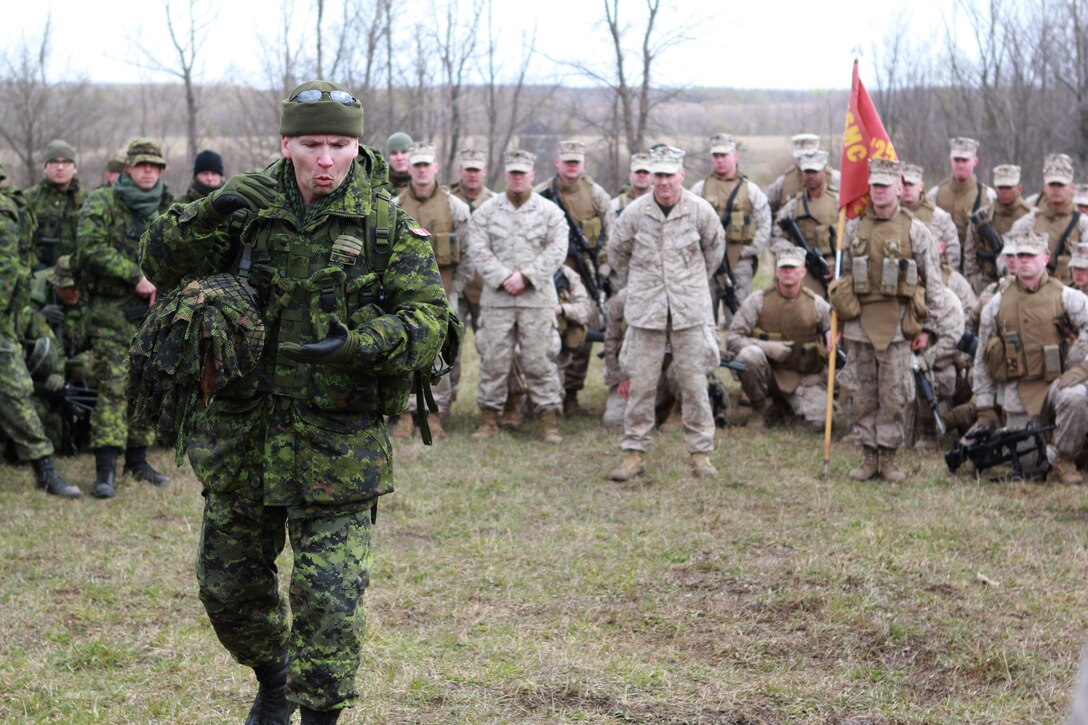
246,657,295,725
91,447,119,499
300,706,341,724
123,446,170,486
31,456,81,498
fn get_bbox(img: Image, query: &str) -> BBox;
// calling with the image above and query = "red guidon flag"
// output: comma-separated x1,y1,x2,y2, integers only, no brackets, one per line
839,61,897,218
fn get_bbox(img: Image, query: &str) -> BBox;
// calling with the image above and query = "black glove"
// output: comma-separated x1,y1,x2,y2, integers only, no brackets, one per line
279,315,363,366
40,303,64,326
204,173,278,220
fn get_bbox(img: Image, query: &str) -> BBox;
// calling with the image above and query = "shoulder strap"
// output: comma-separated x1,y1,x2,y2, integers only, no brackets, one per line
973,180,983,214
721,176,745,226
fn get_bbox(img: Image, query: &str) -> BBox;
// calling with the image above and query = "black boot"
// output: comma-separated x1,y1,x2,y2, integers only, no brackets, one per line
91,447,118,499
31,456,81,498
300,706,341,725
123,446,169,486
246,657,295,725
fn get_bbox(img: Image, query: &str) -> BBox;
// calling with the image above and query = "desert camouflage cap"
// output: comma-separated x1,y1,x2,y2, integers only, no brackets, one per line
629,153,652,173
650,146,684,174
901,163,924,185
1002,236,1020,256
776,246,806,268
459,148,487,170
44,139,76,164
557,140,585,162
126,138,167,168
798,150,829,173
792,133,821,158
1075,183,1088,207
48,255,76,288
992,164,1021,187
709,133,736,155
1018,230,1049,256
1070,242,1088,269
949,137,979,159
1043,153,1075,185
504,149,535,173
868,158,901,186
408,142,436,165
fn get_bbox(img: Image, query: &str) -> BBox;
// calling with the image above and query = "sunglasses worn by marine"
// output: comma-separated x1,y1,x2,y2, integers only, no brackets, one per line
291,89,357,105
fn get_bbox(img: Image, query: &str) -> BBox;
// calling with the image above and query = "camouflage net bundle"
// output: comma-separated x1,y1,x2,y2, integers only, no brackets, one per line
127,273,266,463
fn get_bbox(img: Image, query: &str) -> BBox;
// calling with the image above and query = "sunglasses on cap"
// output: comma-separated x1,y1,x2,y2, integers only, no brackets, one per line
290,89,357,105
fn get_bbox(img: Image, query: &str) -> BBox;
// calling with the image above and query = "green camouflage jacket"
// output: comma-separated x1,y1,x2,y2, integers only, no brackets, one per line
23,177,86,264
141,154,451,508
0,187,37,350
74,185,172,337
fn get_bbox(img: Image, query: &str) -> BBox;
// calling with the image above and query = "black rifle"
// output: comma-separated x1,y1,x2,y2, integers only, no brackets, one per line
711,255,740,316
778,216,832,290
540,179,606,322
34,233,61,268
944,424,1054,479
911,353,946,436
968,208,1004,273
719,356,748,373
1046,211,1081,275
956,330,979,358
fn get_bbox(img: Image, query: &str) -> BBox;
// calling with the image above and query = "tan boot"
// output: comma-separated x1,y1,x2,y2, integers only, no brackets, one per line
472,409,499,439
609,451,646,481
1054,454,1085,484
428,414,447,441
392,413,414,440
849,447,880,481
690,452,718,478
500,394,524,430
539,409,562,444
880,447,908,482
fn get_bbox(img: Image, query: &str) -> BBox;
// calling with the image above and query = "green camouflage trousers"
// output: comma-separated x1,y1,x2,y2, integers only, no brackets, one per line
90,333,153,450
0,349,53,461
196,493,373,711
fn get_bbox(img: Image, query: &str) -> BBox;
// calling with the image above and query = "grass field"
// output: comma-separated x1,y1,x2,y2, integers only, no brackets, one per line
1,332,1087,724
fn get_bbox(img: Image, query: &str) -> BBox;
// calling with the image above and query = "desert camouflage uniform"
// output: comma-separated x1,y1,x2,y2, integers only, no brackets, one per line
904,196,961,271
23,176,85,264
690,173,771,315
964,196,1030,293
0,184,54,461
769,179,839,297
766,165,841,216
74,183,171,451
1008,198,1088,285
927,175,996,271
973,276,1088,459
466,190,568,412
941,263,977,323
838,205,944,450
608,189,724,453
142,153,450,711
726,285,831,428
905,290,965,448
396,184,471,415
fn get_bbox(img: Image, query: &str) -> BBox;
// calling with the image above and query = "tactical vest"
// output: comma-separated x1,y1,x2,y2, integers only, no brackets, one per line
399,185,457,292
780,167,804,207
26,180,85,263
754,287,824,390
850,207,917,350
793,185,837,256
0,188,37,344
992,275,1068,415
908,197,935,225
992,197,1031,236
234,185,411,415
556,176,603,248
79,191,171,301
451,183,493,213
554,268,587,350
1033,198,1081,283
703,174,756,269
935,177,982,244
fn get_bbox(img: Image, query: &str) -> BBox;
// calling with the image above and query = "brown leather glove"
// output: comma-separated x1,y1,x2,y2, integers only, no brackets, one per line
1059,362,1088,389
974,406,1001,432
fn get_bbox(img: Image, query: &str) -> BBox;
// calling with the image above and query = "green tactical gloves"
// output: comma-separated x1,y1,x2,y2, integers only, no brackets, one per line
279,315,367,366
203,172,278,221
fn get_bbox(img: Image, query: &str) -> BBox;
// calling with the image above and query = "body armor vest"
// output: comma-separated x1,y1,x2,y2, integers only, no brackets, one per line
703,174,756,268
908,197,935,224
935,176,982,244
450,183,493,213
755,286,823,392
992,197,1031,236
993,275,1068,415
780,167,804,207
556,176,603,248
793,185,837,256
1033,198,1081,284
399,185,457,292
850,207,917,350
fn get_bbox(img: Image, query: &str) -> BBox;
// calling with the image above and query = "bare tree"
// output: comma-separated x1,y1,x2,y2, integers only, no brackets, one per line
431,0,485,170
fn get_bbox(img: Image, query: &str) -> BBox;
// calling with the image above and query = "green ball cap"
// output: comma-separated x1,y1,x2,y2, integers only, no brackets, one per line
279,80,363,138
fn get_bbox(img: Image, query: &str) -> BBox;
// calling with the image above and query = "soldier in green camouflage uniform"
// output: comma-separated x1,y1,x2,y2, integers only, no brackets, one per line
74,138,173,498
142,80,451,725
23,139,86,267
177,149,225,203
0,164,80,497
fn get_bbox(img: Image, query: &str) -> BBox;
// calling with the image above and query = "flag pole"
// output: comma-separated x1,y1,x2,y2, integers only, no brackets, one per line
822,206,847,477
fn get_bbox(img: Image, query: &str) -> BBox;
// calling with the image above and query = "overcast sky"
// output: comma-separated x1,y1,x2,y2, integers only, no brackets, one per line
5,0,953,91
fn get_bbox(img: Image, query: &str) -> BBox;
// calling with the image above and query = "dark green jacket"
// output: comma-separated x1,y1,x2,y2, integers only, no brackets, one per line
23,177,86,264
